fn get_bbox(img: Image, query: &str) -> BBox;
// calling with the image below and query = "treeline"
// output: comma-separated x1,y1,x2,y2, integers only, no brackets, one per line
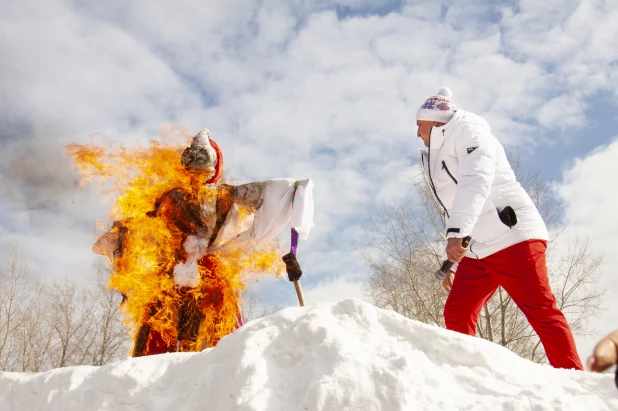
0,244,280,372
0,245,128,372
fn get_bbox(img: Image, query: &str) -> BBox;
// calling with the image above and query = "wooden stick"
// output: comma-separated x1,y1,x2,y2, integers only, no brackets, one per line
293,279,306,307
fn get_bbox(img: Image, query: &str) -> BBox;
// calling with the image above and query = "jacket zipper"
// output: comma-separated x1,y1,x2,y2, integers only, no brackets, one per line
420,154,446,225
426,129,449,219
441,161,458,184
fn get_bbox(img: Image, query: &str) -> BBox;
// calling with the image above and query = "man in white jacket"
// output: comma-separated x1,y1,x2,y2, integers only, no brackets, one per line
416,87,582,370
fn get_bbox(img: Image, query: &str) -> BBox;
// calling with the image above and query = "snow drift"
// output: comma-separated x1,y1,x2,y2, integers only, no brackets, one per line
1,299,616,410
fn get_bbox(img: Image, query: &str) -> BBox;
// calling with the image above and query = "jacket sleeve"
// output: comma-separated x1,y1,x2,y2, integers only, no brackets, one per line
445,126,497,238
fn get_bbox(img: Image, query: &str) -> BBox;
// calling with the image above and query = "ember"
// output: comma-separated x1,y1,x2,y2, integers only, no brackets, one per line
66,129,314,356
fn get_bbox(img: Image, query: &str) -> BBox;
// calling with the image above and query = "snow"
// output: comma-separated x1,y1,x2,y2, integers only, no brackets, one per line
1,299,616,410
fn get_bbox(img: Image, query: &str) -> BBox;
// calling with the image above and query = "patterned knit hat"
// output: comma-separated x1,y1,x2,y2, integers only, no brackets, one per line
416,87,457,123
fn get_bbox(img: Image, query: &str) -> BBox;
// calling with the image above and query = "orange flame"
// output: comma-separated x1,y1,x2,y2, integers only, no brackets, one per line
66,135,283,354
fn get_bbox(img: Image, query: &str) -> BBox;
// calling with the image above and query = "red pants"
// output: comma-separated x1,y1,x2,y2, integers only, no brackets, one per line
444,239,583,370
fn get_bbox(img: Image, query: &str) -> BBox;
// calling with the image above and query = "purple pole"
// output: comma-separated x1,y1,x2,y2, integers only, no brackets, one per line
290,228,299,256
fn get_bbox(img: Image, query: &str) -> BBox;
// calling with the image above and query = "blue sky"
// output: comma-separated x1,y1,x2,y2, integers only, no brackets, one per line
1,0,618,360
524,94,618,181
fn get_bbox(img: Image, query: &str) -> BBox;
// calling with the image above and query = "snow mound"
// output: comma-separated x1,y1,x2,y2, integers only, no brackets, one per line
1,299,616,410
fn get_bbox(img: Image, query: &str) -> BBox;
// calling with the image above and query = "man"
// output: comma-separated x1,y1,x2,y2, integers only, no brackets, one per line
416,87,583,370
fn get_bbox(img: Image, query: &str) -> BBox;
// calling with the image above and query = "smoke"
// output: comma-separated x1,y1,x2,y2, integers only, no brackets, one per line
0,136,84,212
0,131,107,280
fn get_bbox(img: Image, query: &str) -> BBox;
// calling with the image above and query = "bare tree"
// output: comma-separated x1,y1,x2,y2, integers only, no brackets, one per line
84,262,130,365
0,245,130,371
11,299,54,372
363,162,607,364
363,169,447,327
241,289,281,322
0,244,42,371
550,237,605,335
45,277,97,368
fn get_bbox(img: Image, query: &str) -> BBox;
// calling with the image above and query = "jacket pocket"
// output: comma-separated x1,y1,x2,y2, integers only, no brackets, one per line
441,161,458,184
498,206,517,228
471,199,512,244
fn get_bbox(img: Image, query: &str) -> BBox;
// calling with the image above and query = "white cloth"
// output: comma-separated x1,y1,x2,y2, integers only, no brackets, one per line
209,178,314,254
173,236,209,288
289,180,314,239
420,110,548,266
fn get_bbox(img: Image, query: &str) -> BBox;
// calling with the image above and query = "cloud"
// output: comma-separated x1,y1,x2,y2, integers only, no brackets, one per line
555,138,618,357
0,0,203,140
304,277,370,304
501,1,618,95
559,139,618,243
1,0,617,342
537,93,586,129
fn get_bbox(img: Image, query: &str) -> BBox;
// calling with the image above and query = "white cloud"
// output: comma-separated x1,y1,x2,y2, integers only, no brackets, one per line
501,0,618,95
2,16,191,136
304,277,370,304
559,139,618,243
537,93,586,129
1,0,617,346
555,139,618,357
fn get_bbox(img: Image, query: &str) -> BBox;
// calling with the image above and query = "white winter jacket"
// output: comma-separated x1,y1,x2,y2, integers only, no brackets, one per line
420,110,548,265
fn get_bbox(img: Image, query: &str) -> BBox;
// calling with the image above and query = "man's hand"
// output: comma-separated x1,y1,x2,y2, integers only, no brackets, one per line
587,330,618,372
442,270,455,292
446,237,468,264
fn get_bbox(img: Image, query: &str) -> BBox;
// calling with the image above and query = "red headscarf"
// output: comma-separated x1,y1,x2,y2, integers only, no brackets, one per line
206,138,224,184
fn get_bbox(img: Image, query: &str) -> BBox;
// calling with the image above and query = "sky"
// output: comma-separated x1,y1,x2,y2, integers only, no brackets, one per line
1,300,616,410
1,0,617,360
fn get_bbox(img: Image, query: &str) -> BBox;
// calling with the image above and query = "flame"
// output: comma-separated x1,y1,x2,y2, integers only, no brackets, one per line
66,136,283,354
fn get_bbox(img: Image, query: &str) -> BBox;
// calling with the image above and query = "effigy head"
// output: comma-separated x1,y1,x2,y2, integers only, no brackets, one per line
181,129,218,172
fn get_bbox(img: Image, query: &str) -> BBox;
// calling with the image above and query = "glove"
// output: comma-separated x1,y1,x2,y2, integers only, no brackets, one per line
282,252,302,282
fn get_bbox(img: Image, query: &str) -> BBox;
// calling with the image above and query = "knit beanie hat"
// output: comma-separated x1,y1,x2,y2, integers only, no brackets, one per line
416,87,457,123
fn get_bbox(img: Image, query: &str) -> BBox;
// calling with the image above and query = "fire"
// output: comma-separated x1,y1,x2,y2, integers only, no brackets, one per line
66,135,283,354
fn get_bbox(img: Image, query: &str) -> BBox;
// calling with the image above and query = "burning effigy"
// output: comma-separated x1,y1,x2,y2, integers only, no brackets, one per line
66,129,313,356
